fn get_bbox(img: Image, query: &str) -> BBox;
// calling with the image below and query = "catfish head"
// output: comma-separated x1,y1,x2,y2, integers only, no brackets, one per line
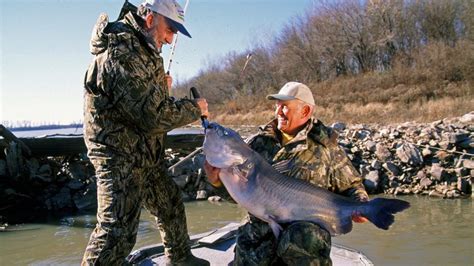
203,122,254,169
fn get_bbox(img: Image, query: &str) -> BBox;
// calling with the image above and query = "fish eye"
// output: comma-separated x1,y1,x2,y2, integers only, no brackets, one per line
224,130,229,136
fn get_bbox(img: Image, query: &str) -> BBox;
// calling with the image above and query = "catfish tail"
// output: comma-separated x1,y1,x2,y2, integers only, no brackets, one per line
365,198,410,230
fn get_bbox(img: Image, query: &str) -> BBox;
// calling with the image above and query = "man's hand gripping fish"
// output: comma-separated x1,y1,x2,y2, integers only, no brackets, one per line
203,122,410,238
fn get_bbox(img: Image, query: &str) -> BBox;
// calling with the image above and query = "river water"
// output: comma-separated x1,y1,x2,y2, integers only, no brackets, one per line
0,196,472,265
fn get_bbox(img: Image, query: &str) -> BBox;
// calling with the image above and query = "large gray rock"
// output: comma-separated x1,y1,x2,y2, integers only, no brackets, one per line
331,122,346,132
430,163,446,181
47,187,73,210
389,130,400,140
442,132,470,144
420,177,433,188
5,141,22,179
67,179,84,190
67,162,88,180
208,196,222,202
32,174,52,183
38,164,52,177
352,129,371,140
457,177,472,194
416,169,426,177
363,170,380,193
384,161,401,176
422,147,433,157
376,143,391,161
396,143,423,166
359,164,370,176
371,159,382,170
378,128,390,138
459,112,474,123
26,158,40,177
365,141,377,152
173,175,189,189
438,141,451,150
446,190,461,199
461,159,474,169
454,167,470,177
429,139,439,147
196,190,208,200
458,138,474,149
350,146,360,154
73,183,97,211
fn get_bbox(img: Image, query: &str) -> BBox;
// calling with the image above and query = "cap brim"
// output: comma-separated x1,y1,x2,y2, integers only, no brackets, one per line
165,17,191,38
266,94,296,101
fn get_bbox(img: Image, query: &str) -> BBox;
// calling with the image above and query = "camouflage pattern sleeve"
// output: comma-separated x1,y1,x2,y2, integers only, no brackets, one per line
327,134,369,202
101,50,201,133
246,132,281,163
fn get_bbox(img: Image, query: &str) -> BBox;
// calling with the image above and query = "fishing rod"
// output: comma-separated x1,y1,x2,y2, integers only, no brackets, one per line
167,86,206,173
167,0,190,75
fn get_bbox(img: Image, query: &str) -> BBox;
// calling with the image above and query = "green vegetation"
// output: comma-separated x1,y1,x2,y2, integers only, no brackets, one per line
174,0,473,125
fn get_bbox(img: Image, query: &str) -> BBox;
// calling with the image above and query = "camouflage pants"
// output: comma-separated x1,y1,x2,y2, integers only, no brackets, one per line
234,218,332,266
82,159,191,265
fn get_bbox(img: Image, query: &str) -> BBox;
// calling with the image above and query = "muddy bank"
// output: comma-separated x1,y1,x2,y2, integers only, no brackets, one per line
1,113,472,224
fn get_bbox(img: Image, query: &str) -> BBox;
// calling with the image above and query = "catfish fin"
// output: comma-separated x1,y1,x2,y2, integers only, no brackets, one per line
232,166,249,182
268,218,283,238
258,214,283,238
331,216,353,236
364,198,410,230
309,214,353,236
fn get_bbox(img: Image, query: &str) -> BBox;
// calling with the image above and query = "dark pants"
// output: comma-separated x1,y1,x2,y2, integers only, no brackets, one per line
234,218,332,266
82,161,191,265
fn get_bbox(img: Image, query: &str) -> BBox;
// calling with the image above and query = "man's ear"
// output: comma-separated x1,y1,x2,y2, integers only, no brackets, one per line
301,105,311,118
145,13,154,28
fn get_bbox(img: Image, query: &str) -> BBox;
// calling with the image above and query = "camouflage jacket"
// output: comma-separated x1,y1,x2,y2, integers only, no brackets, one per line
83,11,201,167
249,118,368,201
215,118,368,202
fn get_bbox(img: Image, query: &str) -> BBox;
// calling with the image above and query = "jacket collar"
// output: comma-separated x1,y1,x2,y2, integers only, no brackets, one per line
123,12,162,54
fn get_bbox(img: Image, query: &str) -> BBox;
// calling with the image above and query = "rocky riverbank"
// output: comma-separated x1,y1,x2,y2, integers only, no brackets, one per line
173,112,473,201
1,113,472,224
334,112,473,198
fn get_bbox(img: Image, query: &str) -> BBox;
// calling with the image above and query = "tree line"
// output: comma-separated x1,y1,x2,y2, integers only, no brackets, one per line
173,0,473,119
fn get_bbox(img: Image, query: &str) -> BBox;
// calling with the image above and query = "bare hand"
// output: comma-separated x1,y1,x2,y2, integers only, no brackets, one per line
351,211,369,223
195,98,209,117
204,160,221,187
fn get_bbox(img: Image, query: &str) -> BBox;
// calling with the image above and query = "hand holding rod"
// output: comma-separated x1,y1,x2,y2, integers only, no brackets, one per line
190,87,209,129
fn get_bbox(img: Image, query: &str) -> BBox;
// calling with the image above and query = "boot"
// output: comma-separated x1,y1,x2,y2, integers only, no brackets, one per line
164,253,210,266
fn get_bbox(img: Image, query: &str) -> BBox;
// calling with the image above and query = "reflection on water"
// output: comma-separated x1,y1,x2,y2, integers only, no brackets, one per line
0,196,472,265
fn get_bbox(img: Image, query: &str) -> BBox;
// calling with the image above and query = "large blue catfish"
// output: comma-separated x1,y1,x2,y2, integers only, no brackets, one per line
203,122,410,238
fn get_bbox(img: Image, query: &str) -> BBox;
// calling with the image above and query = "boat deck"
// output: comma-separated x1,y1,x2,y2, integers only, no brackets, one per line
127,223,373,266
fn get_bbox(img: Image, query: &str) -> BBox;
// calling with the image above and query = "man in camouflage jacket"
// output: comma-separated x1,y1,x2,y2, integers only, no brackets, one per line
205,82,369,266
82,1,209,265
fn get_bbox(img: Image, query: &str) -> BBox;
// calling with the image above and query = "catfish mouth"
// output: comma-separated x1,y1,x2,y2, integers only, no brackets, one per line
205,153,243,169
203,124,245,169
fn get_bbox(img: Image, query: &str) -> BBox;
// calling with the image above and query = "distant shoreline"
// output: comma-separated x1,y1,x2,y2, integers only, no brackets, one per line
8,124,82,132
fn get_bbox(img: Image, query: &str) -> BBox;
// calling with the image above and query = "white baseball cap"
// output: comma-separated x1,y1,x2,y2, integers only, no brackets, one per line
266,82,315,106
142,0,191,38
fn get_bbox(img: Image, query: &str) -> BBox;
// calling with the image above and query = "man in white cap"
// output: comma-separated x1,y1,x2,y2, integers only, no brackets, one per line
82,0,209,265
205,81,369,265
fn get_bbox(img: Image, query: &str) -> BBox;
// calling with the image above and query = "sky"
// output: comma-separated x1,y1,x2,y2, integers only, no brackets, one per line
1,0,313,125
